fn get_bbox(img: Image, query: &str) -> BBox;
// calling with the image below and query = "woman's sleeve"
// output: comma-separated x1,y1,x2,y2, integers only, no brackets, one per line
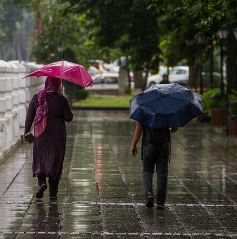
64,97,73,122
24,95,37,134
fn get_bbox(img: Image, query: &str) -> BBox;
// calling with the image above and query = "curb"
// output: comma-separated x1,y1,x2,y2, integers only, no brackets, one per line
0,139,22,166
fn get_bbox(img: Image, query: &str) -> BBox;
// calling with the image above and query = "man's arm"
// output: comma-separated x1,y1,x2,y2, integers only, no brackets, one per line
131,122,143,157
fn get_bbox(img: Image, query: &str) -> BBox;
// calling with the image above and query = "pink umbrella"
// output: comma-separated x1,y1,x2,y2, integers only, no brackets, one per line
25,60,93,87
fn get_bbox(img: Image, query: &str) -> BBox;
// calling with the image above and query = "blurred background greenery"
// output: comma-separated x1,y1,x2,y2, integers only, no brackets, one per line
1,0,237,113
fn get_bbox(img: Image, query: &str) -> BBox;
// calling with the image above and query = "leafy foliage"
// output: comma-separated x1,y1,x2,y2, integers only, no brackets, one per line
22,1,96,101
68,0,160,74
32,2,78,63
0,0,29,60
202,88,237,117
4,0,237,93
151,0,237,89
63,82,89,104
202,88,226,116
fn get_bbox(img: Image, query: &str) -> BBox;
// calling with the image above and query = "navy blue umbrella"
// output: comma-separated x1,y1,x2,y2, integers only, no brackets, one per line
129,83,203,128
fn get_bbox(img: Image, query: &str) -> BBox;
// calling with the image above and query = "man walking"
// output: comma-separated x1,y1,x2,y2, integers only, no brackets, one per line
131,122,177,209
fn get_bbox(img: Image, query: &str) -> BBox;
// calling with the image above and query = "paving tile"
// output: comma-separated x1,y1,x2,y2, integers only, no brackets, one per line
0,111,237,238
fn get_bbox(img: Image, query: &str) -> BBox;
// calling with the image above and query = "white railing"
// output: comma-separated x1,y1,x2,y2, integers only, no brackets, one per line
0,60,44,157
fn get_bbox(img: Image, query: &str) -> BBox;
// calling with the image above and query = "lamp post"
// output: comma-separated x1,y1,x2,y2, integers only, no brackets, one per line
218,29,228,95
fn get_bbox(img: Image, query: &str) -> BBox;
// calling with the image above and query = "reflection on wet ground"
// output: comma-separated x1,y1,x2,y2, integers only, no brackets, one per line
0,110,237,238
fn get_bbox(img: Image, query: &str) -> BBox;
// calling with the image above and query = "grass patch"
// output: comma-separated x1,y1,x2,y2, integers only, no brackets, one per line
73,95,133,108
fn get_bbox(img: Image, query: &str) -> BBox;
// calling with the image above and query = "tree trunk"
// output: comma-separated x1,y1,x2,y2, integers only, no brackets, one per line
199,65,203,94
209,47,214,88
226,31,237,93
118,67,128,94
188,61,201,91
35,6,42,36
34,0,43,48
134,70,146,90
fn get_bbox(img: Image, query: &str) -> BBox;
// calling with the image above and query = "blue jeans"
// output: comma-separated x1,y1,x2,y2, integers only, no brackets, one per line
142,142,170,205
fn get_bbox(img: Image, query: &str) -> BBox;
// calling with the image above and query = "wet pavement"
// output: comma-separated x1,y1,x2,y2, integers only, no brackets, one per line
0,110,237,238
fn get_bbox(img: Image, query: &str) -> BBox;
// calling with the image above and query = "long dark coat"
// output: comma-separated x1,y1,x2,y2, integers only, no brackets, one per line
24,92,73,179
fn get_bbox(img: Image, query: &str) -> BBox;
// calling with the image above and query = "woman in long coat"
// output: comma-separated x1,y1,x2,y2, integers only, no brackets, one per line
24,77,73,200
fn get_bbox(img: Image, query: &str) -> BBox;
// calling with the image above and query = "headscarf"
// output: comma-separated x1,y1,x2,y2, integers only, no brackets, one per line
34,77,62,137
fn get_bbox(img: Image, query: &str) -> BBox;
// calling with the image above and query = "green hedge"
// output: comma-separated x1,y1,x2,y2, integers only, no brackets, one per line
202,88,237,116
63,81,89,104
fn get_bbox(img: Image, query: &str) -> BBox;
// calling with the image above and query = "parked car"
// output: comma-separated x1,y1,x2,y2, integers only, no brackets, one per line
88,59,104,73
147,66,189,88
102,72,119,84
91,73,103,84
91,72,119,84
88,65,100,76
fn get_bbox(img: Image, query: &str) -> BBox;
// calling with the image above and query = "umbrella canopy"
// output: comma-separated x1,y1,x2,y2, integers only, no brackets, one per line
25,60,93,87
129,83,203,128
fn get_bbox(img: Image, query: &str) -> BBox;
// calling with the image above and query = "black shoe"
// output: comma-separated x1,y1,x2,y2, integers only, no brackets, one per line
146,193,154,208
157,204,165,210
35,184,47,199
49,190,58,201
49,179,58,202
50,196,57,202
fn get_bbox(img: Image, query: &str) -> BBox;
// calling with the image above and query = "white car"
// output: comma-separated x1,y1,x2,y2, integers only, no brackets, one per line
102,72,119,84
91,72,119,84
147,66,189,88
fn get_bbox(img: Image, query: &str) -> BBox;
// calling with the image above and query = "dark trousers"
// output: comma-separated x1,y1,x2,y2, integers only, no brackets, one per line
37,175,59,197
142,142,170,205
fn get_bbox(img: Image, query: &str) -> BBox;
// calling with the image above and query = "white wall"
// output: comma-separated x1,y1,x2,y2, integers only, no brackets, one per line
0,60,44,157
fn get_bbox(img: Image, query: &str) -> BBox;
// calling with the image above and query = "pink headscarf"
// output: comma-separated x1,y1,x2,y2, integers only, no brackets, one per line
34,77,62,137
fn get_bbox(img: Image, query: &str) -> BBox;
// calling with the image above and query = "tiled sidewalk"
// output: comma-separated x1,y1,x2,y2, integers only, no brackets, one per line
0,110,237,239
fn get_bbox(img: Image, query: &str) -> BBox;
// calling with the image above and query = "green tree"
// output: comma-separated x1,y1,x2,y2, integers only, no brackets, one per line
68,0,161,90
152,0,237,92
0,0,28,60
151,1,213,89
